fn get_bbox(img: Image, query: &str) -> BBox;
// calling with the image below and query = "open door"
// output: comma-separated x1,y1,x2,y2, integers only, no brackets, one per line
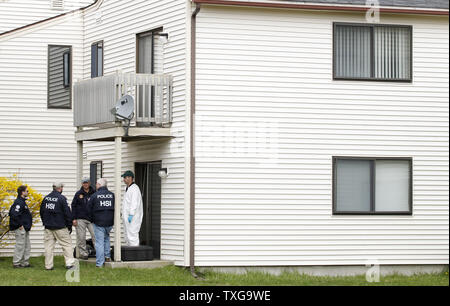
135,161,161,259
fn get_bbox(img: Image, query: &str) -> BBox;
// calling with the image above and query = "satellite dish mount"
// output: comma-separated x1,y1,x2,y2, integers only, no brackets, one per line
110,95,135,136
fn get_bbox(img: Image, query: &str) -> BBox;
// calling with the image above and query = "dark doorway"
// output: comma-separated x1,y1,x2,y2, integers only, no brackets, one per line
135,161,162,259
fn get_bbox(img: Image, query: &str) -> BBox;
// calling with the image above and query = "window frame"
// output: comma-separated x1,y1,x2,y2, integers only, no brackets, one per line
332,156,413,215
332,22,413,83
91,40,104,78
136,27,164,121
90,161,103,187
135,27,163,74
47,44,72,109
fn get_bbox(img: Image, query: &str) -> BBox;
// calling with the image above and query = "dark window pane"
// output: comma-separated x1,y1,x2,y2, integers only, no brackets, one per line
90,161,102,188
335,25,371,79
91,41,103,78
91,44,98,78
63,52,70,87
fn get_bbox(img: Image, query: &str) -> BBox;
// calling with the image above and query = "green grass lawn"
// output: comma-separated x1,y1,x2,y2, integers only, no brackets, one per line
0,256,448,286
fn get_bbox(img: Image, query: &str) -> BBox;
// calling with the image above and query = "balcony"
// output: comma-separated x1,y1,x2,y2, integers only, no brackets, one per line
73,72,173,142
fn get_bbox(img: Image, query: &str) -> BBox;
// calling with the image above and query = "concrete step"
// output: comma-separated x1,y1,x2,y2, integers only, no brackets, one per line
83,258,174,269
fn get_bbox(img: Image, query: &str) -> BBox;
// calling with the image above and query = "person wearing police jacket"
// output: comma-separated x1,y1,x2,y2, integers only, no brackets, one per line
87,178,114,267
39,182,76,270
9,185,33,268
71,177,96,260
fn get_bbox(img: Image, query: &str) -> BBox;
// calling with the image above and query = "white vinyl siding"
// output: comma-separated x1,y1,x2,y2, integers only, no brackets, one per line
51,0,65,10
195,6,449,266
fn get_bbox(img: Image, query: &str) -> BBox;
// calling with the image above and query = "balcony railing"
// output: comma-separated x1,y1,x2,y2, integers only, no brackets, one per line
74,72,173,128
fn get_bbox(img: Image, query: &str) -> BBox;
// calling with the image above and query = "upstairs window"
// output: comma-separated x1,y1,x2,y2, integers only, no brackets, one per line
333,23,412,82
91,41,104,78
137,29,164,123
48,45,72,109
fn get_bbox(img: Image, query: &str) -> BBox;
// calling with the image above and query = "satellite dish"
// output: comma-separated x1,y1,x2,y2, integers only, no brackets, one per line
110,95,135,136
111,95,135,121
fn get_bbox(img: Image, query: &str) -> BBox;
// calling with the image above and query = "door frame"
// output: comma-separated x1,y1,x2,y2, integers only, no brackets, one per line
134,160,162,259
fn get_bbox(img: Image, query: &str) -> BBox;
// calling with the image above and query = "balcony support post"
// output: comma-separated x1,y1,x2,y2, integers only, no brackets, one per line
76,131,83,259
113,135,122,262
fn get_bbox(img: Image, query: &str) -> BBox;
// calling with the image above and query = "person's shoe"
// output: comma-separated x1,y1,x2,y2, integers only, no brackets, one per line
45,267,54,271
65,265,75,270
13,264,23,269
79,255,89,260
105,257,111,262
21,263,32,268
96,265,104,268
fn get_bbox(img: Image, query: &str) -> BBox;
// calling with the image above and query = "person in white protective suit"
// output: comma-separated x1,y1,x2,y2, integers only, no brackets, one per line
121,170,143,246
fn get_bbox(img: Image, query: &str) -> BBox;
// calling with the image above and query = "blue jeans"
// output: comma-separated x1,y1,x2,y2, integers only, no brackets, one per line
93,224,112,267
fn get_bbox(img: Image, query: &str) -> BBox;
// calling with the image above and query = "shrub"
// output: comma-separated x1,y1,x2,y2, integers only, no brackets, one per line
0,175,43,246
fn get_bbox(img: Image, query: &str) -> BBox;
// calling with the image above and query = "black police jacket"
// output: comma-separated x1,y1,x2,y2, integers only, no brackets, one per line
87,187,115,227
9,197,33,232
71,186,95,220
39,190,73,231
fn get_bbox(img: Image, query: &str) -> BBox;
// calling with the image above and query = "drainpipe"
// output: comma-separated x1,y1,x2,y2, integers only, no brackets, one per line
190,2,201,278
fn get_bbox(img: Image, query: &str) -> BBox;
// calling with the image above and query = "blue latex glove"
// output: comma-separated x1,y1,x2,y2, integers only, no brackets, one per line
128,215,133,223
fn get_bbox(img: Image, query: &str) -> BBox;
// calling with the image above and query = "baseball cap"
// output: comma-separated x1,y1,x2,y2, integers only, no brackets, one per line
81,177,90,183
121,170,135,178
52,182,64,189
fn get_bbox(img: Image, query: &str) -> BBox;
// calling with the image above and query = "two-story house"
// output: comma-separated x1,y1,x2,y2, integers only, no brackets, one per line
0,0,448,275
